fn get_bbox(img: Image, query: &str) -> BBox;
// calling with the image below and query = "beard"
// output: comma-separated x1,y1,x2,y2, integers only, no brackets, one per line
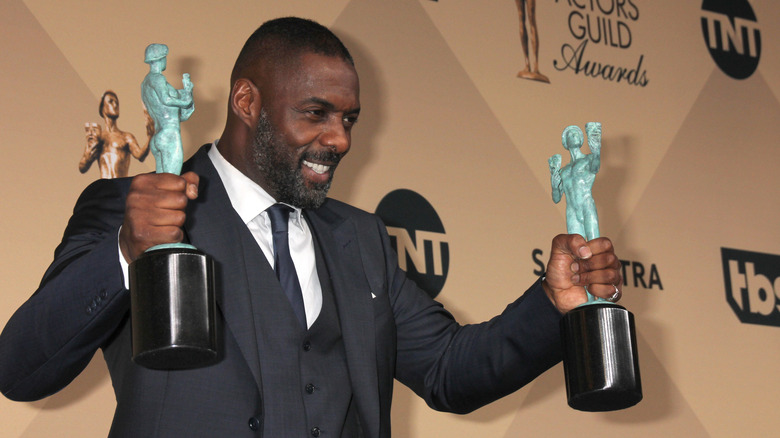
250,110,341,209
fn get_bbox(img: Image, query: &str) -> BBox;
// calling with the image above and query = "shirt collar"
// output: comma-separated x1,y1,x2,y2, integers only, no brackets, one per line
207,141,304,227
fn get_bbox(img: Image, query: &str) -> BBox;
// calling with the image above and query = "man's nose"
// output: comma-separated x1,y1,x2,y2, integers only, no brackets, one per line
320,119,350,155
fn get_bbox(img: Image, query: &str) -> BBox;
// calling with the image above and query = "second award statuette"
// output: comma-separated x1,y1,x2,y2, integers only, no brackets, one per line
128,44,217,370
548,122,642,411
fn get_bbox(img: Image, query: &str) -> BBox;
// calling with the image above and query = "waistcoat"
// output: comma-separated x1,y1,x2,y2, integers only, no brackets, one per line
252,230,358,437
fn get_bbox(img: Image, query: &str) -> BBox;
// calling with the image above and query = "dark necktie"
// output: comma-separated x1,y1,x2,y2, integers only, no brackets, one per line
266,204,307,328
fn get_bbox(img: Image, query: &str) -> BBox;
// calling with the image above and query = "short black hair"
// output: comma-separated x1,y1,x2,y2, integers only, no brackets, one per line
231,17,353,82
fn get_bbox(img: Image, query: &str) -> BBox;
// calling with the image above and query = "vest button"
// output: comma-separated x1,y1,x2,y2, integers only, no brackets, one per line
303,340,312,351
311,426,321,437
248,416,261,431
305,383,315,394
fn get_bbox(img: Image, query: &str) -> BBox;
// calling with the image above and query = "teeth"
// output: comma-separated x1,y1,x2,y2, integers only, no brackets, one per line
303,160,330,175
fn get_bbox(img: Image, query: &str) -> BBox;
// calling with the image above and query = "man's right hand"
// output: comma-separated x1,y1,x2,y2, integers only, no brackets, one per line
119,171,199,263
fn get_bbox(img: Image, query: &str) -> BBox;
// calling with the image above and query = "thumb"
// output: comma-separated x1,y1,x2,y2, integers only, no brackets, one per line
181,171,199,200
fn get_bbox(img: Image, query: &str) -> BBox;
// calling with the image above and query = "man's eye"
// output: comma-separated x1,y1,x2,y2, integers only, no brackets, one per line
343,116,358,127
307,109,326,118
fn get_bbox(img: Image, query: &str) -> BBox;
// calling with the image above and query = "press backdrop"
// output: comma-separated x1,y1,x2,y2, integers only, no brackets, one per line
1,1,779,437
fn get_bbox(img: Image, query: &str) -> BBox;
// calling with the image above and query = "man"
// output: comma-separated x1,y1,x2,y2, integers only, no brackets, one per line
78,90,153,178
0,18,622,437
142,43,195,175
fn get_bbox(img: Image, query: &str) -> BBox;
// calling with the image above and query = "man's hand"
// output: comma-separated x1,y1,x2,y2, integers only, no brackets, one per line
542,234,622,314
119,172,199,263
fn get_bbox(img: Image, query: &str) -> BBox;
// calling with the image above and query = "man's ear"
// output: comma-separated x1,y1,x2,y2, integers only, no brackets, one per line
230,78,261,128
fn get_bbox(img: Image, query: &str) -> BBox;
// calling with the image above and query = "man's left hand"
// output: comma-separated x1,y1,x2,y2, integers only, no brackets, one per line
542,234,622,314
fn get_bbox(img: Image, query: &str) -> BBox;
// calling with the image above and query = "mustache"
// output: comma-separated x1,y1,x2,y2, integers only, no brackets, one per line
300,150,345,166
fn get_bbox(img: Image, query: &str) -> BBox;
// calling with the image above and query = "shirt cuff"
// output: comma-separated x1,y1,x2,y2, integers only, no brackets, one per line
117,226,130,290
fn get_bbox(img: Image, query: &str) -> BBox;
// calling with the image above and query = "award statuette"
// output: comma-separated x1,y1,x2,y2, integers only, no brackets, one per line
128,44,217,370
549,122,642,411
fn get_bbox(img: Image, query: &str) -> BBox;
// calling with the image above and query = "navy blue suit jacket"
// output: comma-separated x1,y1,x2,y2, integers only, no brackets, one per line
0,145,563,437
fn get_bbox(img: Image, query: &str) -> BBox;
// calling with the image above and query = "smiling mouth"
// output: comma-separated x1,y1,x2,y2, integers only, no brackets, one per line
303,160,331,175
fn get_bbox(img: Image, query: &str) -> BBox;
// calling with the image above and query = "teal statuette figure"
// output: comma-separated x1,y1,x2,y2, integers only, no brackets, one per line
141,43,195,252
141,43,194,175
130,44,217,371
549,122,642,412
549,122,603,303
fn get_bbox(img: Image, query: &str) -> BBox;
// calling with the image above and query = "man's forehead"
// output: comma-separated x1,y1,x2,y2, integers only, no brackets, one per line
282,52,356,81
268,52,359,103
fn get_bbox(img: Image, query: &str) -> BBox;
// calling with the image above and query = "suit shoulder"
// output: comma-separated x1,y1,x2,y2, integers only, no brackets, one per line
319,198,382,223
74,177,132,211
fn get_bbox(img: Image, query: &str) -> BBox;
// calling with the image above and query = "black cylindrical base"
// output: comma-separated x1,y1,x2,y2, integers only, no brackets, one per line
561,303,642,411
129,247,217,370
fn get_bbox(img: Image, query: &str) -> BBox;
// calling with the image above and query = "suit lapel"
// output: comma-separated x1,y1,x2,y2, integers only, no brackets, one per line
305,205,380,437
182,147,381,434
182,146,265,391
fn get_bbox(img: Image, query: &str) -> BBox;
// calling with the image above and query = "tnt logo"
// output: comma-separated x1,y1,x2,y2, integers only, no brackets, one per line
385,228,447,277
375,189,449,298
701,0,761,79
722,248,780,327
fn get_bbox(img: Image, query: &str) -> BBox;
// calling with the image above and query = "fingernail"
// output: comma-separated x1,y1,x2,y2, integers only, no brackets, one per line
571,274,581,284
579,247,592,259
571,262,579,273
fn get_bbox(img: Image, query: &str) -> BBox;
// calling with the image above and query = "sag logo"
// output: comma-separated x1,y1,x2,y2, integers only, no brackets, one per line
721,248,780,327
700,0,761,79
375,189,449,298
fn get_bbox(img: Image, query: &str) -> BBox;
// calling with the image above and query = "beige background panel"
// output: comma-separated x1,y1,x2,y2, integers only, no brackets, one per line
504,339,712,438
0,1,115,436
752,1,780,101
421,0,717,227
617,68,780,437
1,0,779,436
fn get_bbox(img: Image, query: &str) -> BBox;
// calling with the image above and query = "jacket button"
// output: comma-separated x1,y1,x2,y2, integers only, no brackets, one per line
248,416,261,431
305,383,315,394
311,426,321,437
302,340,312,351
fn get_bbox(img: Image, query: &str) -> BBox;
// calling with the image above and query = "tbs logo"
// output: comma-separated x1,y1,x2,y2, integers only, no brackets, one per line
722,248,780,327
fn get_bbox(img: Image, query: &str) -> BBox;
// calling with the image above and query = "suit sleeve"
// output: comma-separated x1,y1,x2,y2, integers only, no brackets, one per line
374,216,564,414
0,179,131,401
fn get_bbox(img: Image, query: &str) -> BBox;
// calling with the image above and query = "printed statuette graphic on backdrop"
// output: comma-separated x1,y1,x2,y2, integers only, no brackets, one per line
515,0,550,83
78,91,154,179
548,122,642,412
130,44,217,371
141,43,194,175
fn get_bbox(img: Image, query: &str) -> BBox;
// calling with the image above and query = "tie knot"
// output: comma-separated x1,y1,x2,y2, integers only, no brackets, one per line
267,203,293,234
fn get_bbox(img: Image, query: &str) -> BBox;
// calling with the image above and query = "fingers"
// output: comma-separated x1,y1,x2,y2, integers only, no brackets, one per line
544,234,623,312
587,283,622,302
119,172,199,263
544,234,589,297
181,172,199,200
569,237,621,291
551,233,591,260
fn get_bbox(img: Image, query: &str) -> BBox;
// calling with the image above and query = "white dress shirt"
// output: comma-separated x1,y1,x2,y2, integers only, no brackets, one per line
119,142,322,328
208,143,322,328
